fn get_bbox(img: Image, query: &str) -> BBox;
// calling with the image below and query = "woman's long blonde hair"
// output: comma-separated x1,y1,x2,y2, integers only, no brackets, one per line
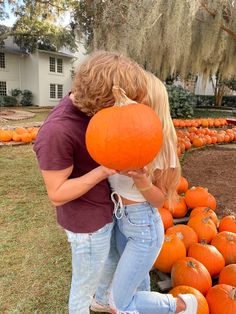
147,72,181,208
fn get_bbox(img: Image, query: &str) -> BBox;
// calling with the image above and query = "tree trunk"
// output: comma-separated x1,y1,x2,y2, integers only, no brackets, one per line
214,85,225,107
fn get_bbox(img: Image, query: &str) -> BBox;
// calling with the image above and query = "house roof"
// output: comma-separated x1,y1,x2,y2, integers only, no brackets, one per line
37,49,75,58
0,46,29,56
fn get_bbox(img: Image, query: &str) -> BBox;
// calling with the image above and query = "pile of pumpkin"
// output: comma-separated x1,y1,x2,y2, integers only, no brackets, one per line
155,176,236,314
0,127,39,143
173,118,228,128
176,126,236,156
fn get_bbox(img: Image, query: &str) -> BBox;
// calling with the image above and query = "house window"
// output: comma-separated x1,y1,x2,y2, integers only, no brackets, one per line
50,84,63,99
49,57,63,73
49,57,56,72
57,59,63,73
0,81,7,95
57,84,63,98
0,53,5,68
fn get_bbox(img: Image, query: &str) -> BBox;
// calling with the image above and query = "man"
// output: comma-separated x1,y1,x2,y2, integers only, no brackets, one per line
34,50,148,314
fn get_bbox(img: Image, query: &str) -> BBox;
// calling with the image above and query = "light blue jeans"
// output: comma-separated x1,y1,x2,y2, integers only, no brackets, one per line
95,197,177,314
65,221,114,314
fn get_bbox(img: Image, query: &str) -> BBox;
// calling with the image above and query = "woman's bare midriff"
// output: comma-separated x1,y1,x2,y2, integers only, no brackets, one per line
120,196,143,205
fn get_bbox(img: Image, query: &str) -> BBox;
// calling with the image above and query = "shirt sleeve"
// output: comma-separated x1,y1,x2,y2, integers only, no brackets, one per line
33,121,74,170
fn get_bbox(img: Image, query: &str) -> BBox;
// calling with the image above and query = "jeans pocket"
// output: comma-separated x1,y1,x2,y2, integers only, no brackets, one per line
125,210,150,227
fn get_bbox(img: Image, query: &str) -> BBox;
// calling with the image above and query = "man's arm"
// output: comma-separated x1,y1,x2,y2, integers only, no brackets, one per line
41,165,116,206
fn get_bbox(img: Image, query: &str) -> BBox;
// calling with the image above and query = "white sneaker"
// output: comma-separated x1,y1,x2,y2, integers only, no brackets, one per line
90,297,112,313
178,294,198,314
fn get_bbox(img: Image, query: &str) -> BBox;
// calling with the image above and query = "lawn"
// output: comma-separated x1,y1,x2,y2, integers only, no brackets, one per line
0,145,71,313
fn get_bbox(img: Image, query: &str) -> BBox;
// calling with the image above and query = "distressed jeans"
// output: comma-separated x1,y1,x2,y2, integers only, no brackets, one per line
96,198,177,314
65,221,114,314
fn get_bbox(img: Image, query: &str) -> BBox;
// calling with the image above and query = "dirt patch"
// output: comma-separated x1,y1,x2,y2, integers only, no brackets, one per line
0,109,35,121
181,147,236,218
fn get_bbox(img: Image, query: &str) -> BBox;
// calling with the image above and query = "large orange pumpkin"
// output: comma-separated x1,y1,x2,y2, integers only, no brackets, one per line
189,207,218,226
171,257,212,295
85,87,163,170
163,195,188,218
169,285,209,314
206,284,236,314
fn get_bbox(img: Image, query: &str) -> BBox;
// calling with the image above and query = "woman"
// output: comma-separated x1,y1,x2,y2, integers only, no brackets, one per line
91,73,197,314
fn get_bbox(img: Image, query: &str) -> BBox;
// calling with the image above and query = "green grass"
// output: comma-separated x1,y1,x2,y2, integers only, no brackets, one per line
0,145,71,313
193,108,234,118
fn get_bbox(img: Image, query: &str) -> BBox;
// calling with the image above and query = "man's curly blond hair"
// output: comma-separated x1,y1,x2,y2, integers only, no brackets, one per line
72,51,148,115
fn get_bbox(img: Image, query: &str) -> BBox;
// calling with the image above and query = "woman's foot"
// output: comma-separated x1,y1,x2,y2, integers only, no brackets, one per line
175,294,198,314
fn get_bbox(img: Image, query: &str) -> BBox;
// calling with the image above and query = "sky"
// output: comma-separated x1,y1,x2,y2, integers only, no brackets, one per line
2,2,16,26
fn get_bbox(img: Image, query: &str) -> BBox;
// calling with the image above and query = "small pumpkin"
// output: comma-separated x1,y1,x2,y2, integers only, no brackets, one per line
188,242,225,277
211,231,236,265
219,264,236,287
206,284,236,314
86,87,163,170
154,234,186,273
176,176,189,194
206,193,217,211
189,207,218,226
169,285,209,314
166,224,198,251
184,187,209,209
187,215,218,243
163,195,188,218
171,257,212,295
158,207,174,231
219,215,236,233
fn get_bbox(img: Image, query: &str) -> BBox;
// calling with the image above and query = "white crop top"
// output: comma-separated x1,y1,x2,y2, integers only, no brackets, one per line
108,146,177,202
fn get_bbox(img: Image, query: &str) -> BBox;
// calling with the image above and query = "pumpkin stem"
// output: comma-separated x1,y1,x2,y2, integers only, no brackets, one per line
230,288,236,300
187,260,196,268
112,86,137,106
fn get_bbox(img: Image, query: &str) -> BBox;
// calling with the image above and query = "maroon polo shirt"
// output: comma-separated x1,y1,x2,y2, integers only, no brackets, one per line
33,95,113,233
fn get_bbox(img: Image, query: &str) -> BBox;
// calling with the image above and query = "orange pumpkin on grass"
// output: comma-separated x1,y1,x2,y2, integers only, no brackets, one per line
86,87,163,170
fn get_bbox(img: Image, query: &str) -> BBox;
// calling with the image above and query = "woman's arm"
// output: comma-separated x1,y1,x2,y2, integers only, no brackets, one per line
41,165,116,206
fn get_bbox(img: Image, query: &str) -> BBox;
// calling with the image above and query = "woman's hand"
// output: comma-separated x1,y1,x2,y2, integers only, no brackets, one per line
120,167,151,187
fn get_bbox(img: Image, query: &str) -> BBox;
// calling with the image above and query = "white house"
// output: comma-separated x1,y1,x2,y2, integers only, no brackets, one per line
0,38,87,106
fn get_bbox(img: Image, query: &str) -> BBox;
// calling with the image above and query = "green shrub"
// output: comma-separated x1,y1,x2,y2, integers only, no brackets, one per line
11,88,22,97
166,84,197,118
0,95,17,107
21,90,33,106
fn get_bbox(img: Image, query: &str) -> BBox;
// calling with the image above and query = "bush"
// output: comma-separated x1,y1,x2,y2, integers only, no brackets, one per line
0,95,18,107
11,89,22,97
21,90,33,106
166,84,197,118
196,95,236,108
